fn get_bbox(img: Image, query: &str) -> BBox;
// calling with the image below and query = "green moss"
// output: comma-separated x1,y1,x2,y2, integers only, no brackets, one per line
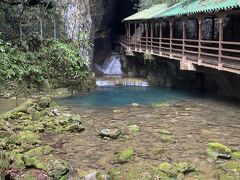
158,162,178,177
220,161,240,174
175,162,196,174
0,152,9,178
24,146,53,157
231,151,240,159
206,142,232,160
9,152,25,169
18,131,40,145
38,96,51,108
118,148,134,162
96,172,106,180
128,125,140,132
65,124,85,133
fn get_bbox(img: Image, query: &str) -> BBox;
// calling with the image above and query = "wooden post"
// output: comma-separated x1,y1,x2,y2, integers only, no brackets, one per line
125,22,128,46
198,16,203,65
134,22,137,50
169,19,173,58
218,16,224,70
159,21,162,56
140,23,142,52
150,20,154,53
182,19,186,60
128,22,131,50
145,21,148,52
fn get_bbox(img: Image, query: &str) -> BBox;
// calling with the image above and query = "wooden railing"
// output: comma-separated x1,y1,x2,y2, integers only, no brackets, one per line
119,35,240,74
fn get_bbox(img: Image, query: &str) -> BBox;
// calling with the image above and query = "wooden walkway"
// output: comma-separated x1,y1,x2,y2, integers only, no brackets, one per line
119,35,240,74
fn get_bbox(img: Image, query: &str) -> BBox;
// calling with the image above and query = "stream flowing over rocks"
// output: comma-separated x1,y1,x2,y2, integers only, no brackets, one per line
0,96,240,179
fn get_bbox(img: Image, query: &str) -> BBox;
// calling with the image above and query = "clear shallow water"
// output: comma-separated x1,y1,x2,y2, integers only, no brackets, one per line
57,86,201,108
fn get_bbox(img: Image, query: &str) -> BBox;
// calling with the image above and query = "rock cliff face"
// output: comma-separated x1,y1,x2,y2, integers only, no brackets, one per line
61,0,135,64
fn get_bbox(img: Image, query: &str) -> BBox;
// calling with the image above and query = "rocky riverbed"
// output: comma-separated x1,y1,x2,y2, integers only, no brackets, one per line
0,97,240,179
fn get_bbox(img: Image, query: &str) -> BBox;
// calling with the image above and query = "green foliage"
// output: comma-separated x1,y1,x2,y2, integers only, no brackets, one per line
40,40,90,86
0,34,94,97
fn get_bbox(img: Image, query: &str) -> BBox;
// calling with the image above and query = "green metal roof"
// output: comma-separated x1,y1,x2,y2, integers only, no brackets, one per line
123,0,240,22
154,0,240,18
123,4,167,21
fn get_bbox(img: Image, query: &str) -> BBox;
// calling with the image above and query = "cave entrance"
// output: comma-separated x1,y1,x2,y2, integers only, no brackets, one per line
92,0,137,67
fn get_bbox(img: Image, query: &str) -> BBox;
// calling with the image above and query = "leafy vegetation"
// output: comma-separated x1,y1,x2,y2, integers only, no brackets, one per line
0,34,95,98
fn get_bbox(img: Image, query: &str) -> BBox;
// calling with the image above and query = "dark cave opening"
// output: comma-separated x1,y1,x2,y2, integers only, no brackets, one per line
92,0,137,65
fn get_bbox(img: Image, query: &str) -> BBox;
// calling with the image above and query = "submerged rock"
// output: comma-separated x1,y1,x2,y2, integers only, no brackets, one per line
218,161,240,180
128,125,140,132
118,148,134,163
151,102,170,108
206,142,232,160
108,161,196,179
160,135,175,143
159,129,172,135
99,128,121,139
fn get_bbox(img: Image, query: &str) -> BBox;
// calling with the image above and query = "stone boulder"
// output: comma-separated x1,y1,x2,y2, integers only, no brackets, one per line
99,128,121,139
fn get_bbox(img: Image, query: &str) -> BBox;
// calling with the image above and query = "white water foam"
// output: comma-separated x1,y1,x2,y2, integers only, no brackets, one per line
96,53,123,75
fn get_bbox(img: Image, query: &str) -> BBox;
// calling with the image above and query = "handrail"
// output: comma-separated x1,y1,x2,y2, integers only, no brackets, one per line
119,35,240,74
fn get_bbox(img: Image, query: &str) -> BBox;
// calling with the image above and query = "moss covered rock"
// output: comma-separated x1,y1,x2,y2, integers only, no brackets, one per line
11,131,40,145
66,124,85,133
218,161,240,180
38,97,51,108
0,152,9,179
206,142,232,160
160,135,175,143
118,148,134,162
232,151,240,160
128,125,140,132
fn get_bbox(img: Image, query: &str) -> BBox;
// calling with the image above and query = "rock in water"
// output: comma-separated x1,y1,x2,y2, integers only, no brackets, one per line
99,128,121,139
118,148,134,162
206,142,232,160
128,125,140,132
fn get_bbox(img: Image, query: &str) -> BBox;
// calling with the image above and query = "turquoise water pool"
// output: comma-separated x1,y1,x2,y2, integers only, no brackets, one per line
57,86,201,108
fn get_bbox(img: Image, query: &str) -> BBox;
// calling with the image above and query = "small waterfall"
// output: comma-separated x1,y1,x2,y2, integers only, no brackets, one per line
96,53,123,75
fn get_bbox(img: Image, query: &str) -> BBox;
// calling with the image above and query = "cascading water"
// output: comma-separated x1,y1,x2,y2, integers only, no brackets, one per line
96,52,149,87
96,53,123,75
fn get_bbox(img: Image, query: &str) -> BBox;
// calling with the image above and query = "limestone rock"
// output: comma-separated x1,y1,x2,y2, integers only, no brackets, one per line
99,128,121,139
206,142,232,160
66,124,85,133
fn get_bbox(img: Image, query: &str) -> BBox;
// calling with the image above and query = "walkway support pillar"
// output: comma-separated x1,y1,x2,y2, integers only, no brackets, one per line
150,20,154,53
145,21,148,52
134,22,137,50
159,21,162,56
182,19,186,61
127,22,131,50
218,14,226,70
169,18,173,59
197,16,204,65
